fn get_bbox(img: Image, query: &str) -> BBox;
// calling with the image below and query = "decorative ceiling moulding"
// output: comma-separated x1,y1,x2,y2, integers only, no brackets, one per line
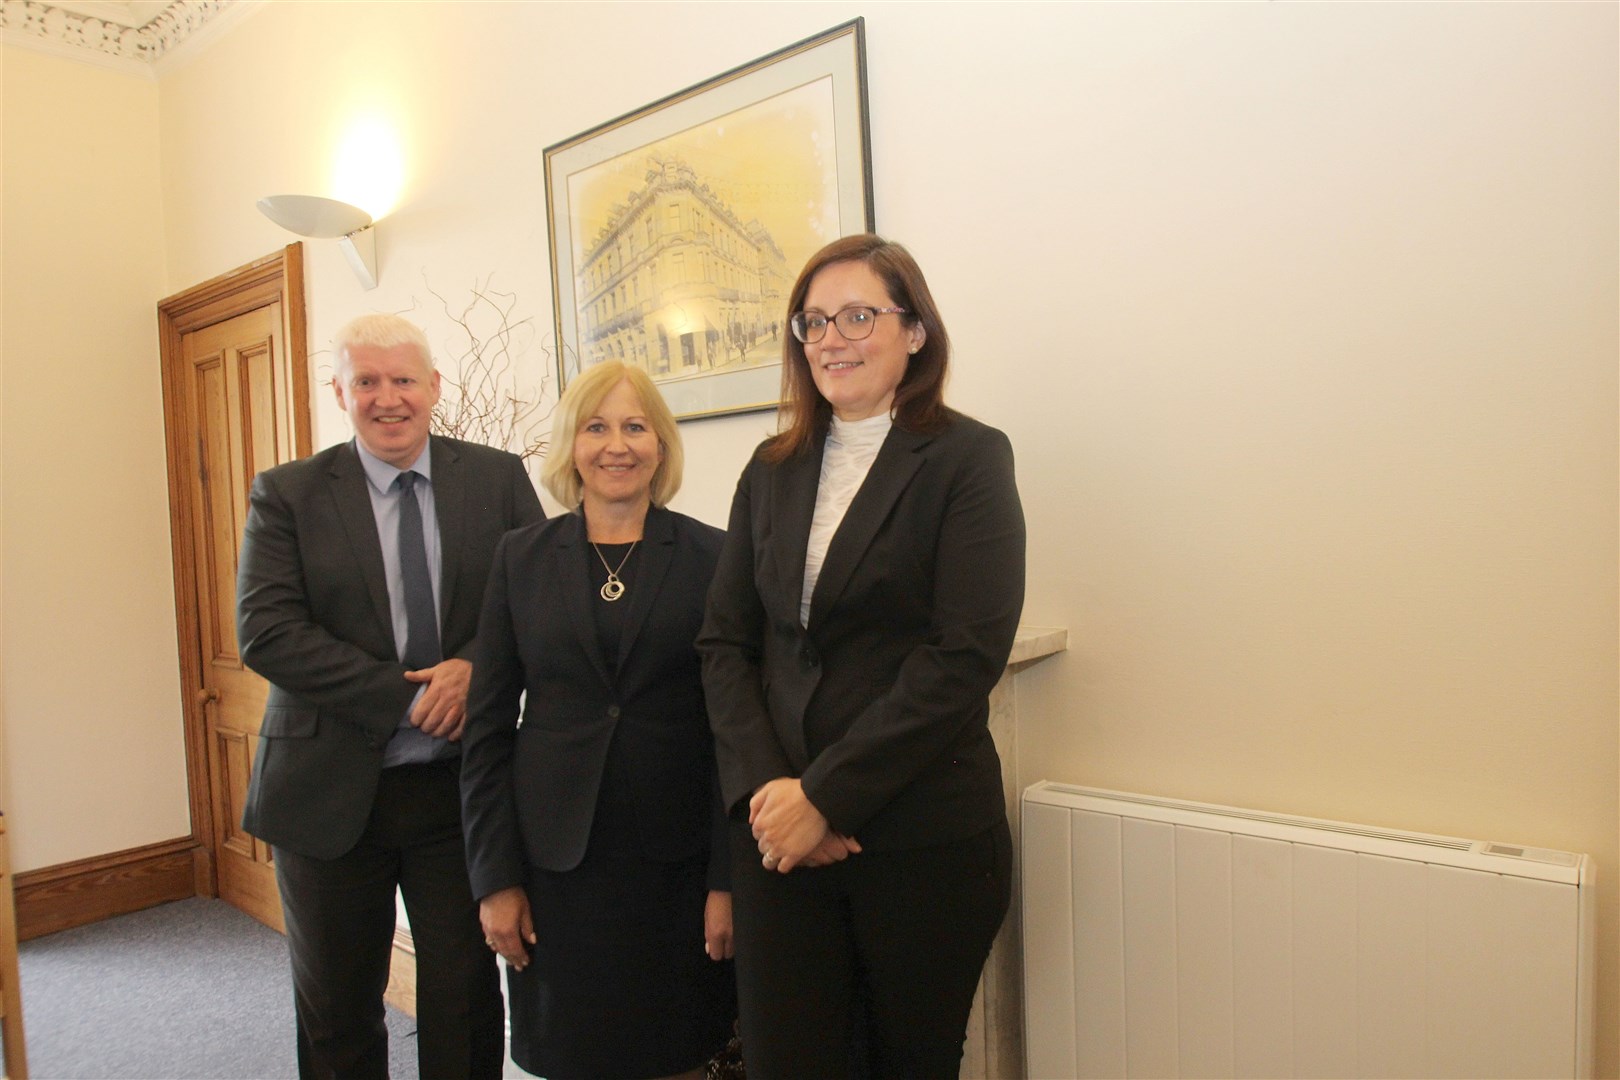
0,0,263,78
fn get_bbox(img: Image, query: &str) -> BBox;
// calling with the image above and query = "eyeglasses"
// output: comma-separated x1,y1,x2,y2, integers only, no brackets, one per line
789,306,909,344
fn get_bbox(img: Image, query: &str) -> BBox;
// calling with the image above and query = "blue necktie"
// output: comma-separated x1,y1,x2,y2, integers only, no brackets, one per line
394,471,441,670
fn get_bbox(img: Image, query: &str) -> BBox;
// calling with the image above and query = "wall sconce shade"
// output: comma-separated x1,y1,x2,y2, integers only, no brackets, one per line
257,194,379,290
257,194,371,237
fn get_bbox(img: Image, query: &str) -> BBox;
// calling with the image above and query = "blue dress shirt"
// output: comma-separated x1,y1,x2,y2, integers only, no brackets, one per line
355,440,455,766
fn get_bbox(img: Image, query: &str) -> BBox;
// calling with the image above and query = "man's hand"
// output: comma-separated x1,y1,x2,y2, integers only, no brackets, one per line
404,657,472,739
479,886,535,971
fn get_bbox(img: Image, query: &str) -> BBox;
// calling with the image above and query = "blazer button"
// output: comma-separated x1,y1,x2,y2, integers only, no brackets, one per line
607,705,621,719
799,647,818,670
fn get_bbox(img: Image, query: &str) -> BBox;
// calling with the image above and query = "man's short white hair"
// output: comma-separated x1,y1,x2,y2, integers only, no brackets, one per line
332,314,433,379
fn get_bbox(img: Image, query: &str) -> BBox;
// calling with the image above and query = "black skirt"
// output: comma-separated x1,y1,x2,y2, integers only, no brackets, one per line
506,547,735,1078
505,732,735,1080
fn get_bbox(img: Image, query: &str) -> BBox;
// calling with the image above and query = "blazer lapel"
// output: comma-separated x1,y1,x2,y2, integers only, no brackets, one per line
430,437,465,623
770,441,824,627
615,505,676,684
556,510,614,690
808,426,931,630
327,442,395,641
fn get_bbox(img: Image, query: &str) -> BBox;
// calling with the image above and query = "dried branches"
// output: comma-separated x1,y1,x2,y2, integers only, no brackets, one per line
423,276,553,461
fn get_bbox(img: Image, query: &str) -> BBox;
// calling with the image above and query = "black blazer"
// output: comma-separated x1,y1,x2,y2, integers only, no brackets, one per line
237,436,544,859
460,505,728,902
699,414,1026,852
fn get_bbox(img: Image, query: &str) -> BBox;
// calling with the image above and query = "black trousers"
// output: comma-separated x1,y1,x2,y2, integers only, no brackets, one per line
729,817,1012,1079
273,761,504,1080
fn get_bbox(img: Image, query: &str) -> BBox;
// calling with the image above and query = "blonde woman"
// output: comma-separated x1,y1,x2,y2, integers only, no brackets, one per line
461,362,734,1078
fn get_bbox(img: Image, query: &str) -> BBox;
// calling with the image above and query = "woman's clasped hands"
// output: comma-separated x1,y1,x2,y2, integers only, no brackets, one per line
749,777,862,873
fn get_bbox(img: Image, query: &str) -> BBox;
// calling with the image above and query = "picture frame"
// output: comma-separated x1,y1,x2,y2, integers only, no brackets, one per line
543,19,873,421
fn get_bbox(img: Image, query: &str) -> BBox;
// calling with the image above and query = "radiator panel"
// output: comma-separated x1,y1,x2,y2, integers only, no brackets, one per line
1177,826,1235,1077
1073,807,1124,1079
1231,834,1292,1078
1292,843,1357,1078
1121,817,1178,1077
1023,783,1594,1079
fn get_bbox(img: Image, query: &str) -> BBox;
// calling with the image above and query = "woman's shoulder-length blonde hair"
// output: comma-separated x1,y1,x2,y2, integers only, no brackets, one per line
541,360,685,508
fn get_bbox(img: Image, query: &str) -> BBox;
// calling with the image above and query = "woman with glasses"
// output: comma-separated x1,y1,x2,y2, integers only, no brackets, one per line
699,234,1026,1076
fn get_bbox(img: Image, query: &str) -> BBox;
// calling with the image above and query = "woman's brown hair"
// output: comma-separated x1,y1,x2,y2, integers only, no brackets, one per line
764,234,952,463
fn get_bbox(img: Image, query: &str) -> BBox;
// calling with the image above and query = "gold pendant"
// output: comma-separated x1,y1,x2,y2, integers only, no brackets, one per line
592,540,636,603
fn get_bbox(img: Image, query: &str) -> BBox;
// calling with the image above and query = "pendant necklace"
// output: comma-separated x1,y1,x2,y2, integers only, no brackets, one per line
592,541,638,602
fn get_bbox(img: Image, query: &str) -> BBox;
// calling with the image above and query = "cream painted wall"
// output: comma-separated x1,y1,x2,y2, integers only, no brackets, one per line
146,0,1617,1072
1,46,188,869
0,40,10,843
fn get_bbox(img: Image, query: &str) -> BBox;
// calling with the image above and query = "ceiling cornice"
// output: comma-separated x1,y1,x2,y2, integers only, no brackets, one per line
0,0,257,78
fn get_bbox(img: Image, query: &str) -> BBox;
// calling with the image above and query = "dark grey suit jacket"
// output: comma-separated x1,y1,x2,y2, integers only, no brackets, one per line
460,506,728,901
699,414,1026,853
237,436,543,859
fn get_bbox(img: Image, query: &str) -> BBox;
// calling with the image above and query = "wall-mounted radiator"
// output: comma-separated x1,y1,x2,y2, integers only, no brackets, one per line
1022,782,1595,1079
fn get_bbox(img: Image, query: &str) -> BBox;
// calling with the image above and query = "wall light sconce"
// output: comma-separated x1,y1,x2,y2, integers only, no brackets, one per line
257,194,379,290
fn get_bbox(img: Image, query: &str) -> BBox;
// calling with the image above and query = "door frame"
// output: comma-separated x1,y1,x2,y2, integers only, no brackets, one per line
157,244,311,892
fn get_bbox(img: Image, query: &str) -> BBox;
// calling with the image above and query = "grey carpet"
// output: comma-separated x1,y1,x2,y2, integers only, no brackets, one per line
16,896,420,1080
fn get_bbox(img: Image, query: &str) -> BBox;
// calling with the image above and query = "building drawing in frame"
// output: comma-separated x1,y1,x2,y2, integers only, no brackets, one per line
575,156,792,381
545,19,872,420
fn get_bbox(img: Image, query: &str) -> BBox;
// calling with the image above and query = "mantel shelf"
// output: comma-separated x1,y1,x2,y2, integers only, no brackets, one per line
1008,625,1067,667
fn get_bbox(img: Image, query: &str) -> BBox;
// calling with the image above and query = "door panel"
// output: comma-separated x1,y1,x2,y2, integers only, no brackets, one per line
181,303,292,932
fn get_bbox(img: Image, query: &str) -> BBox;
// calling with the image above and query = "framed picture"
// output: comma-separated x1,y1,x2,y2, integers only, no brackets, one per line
543,19,873,421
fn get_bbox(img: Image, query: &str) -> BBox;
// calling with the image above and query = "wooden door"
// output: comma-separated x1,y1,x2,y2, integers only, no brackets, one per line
181,304,297,930
159,246,308,933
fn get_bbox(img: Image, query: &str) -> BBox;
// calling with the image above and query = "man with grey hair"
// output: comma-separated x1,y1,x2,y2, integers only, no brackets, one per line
238,312,543,1079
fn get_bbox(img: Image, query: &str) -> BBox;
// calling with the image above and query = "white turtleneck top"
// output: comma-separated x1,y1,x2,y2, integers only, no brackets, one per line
800,412,894,626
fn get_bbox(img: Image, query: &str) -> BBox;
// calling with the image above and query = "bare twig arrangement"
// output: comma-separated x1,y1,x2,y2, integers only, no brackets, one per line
424,276,554,461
